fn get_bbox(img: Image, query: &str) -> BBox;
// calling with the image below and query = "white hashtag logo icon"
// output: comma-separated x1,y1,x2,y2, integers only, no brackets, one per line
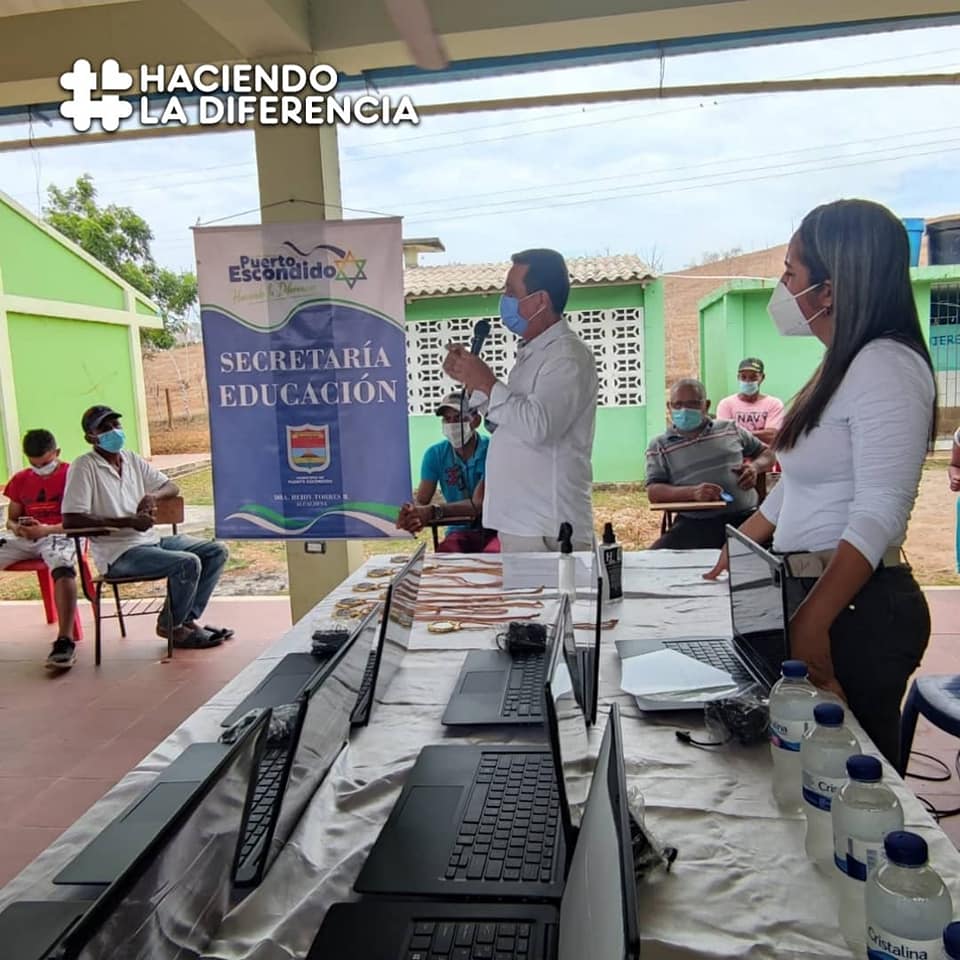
59,58,134,133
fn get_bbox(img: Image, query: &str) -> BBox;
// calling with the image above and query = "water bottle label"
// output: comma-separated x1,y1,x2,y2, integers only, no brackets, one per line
769,718,810,752
833,836,884,882
866,925,941,960
801,772,845,812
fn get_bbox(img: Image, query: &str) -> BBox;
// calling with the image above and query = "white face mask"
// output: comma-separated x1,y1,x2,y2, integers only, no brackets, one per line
767,280,827,336
31,459,59,476
443,421,474,448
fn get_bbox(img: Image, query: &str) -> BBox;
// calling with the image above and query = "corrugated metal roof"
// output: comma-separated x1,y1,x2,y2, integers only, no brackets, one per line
404,254,653,297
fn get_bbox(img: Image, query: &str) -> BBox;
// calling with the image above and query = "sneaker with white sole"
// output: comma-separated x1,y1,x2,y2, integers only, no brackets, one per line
46,637,77,670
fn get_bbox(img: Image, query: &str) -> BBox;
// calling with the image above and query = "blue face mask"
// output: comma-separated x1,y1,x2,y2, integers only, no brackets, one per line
97,428,125,453
738,380,760,396
671,408,704,432
499,295,528,337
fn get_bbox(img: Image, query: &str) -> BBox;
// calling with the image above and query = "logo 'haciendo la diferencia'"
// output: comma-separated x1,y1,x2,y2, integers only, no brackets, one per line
58,59,420,133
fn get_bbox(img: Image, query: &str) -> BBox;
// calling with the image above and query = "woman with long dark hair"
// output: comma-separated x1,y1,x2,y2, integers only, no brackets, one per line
705,199,937,769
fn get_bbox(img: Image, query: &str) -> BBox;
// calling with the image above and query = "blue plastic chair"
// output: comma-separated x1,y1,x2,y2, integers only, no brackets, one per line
899,675,960,777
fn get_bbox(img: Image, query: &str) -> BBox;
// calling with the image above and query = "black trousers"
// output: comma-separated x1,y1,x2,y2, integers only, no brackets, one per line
650,511,754,550
796,565,930,771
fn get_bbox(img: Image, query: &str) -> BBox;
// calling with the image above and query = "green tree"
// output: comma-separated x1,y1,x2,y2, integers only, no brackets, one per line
43,174,196,350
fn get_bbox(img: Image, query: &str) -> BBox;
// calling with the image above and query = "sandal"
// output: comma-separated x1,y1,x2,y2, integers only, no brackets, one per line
172,629,223,650
203,624,235,640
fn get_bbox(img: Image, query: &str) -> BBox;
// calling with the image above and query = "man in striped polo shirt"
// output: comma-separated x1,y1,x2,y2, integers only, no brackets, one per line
645,378,777,550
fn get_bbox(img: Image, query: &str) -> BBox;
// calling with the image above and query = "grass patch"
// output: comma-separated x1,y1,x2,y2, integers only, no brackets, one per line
175,467,213,505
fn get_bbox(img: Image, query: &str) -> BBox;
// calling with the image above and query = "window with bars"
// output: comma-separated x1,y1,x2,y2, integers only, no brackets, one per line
930,283,960,408
404,306,645,415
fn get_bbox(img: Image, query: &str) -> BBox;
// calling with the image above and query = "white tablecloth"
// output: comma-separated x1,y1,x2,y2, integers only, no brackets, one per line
2,549,958,960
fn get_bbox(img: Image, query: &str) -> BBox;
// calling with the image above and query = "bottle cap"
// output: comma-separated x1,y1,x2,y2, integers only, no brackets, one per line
781,660,808,678
846,755,882,782
943,922,960,959
814,703,844,726
558,522,573,555
883,831,928,867
602,522,615,544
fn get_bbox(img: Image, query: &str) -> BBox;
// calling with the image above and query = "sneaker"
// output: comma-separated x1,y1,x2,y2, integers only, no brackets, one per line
46,637,77,671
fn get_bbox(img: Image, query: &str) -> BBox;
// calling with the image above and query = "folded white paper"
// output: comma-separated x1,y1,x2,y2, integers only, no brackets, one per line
620,648,736,697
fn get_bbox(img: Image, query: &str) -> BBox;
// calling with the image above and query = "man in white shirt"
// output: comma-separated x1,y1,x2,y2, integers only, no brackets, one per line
443,249,597,552
62,405,231,650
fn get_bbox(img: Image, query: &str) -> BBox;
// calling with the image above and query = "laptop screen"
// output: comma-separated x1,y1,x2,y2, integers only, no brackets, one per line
65,714,267,960
547,597,591,831
372,546,424,706
263,619,369,876
727,527,789,688
559,704,638,960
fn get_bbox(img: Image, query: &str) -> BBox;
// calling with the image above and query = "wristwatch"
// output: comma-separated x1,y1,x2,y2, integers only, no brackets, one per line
432,504,443,522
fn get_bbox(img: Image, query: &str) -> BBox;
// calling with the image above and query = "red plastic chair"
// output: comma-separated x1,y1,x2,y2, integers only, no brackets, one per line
6,558,85,640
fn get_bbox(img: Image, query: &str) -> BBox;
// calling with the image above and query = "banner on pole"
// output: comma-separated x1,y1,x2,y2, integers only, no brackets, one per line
193,217,411,540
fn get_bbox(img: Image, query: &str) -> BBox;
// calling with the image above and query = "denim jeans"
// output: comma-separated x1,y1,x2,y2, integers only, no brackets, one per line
106,535,229,628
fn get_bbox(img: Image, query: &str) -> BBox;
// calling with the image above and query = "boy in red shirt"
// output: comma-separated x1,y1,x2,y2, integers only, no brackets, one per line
2,429,78,670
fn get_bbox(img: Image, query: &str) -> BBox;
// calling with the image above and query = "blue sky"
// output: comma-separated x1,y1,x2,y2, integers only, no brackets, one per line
2,21,959,275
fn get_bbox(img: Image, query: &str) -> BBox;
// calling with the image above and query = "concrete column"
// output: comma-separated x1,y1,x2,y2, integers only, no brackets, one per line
253,118,364,623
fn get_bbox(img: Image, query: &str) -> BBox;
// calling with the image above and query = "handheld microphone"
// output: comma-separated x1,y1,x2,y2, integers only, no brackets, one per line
469,319,491,356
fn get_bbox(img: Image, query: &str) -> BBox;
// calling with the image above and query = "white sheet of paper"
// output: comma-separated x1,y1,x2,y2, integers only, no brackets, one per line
619,649,736,696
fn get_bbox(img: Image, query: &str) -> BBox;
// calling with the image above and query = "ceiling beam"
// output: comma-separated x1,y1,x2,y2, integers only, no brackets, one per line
181,0,311,57
0,0,137,17
381,0,448,70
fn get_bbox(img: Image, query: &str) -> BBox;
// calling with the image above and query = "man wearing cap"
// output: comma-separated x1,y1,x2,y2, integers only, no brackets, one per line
716,358,785,445
62,405,231,649
396,393,499,553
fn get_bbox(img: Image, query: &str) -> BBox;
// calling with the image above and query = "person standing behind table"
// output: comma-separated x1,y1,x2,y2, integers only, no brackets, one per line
715,357,785,446
442,248,598,552
704,199,937,771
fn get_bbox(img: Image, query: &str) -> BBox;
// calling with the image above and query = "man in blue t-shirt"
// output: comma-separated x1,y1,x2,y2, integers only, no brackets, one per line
397,392,499,552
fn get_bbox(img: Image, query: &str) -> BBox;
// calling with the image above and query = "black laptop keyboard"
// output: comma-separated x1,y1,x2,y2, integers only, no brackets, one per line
446,753,558,884
360,648,377,696
501,653,545,719
237,744,289,866
405,920,533,960
662,639,753,684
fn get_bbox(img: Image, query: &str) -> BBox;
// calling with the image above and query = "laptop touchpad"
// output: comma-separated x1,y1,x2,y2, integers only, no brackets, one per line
399,786,462,829
461,671,504,694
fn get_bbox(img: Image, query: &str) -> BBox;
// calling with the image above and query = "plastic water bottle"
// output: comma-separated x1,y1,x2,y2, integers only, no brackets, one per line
942,921,960,959
801,702,861,871
832,755,905,951
768,660,819,812
865,832,953,959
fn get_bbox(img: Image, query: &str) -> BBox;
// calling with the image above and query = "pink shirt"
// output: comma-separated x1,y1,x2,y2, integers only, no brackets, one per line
715,393,785,434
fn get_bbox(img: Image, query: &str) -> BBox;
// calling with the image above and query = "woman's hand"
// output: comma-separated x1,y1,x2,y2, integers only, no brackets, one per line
789,608,845,701
703,545,728,580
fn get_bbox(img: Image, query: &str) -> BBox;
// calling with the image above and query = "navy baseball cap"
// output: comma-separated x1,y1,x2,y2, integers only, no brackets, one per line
81,405,122,434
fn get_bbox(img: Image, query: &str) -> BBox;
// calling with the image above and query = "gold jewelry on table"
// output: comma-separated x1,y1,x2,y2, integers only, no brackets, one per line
390,555,411,564
367,567,394,578
428,620,462,634
574,618,620,630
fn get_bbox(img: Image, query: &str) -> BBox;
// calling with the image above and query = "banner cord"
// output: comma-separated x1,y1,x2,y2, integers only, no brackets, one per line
195,197,397,227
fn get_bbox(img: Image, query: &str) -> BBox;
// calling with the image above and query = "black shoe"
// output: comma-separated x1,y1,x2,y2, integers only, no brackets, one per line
172,629,222,650
46,637,77,670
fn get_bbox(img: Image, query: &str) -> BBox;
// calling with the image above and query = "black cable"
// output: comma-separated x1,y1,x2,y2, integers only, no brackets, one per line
904,751,952,783
910,748,960,822
675,730,733,749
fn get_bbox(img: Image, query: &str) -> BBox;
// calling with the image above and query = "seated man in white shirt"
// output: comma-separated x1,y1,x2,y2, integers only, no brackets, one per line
62,405,231,650
442,248,598,553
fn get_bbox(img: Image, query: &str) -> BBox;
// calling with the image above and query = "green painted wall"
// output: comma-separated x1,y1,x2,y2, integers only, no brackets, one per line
0,406,7,480
403,282,658,484
0,201,126,309
700,281,824,409
7,313,141,468
700,272,944,411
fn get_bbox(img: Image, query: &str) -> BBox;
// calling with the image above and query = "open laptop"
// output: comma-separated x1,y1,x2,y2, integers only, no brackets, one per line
233,611,372,887
309,703,640,960
442,581,602,728
7,710,270,960
54,711,271,888
350,545,424,728
220,544,425,729
354,595,590,902
618,526,794,709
